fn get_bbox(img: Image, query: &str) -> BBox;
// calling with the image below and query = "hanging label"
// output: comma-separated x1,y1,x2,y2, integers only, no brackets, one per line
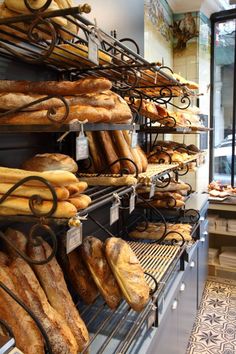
149,183,155,198
9,349,24,354
147,309,156,329
110,203,119,225
129,193,136,214
88,34,99,65
66,224,82,254
131,131,138,148
76,135,89,161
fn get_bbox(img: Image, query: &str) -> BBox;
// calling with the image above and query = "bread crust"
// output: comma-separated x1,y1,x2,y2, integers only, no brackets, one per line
22,153,78,173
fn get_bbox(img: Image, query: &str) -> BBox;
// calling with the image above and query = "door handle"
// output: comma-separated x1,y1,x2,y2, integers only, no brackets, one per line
190,261,195,268
172,300,178,310
200,237,206,242
180,282,186,292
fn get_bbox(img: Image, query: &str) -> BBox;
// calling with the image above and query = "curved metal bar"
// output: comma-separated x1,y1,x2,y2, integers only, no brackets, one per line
0,176,57,218
0,282,52,354
183,208,200,223
0,227,57,265
97,158,139,178
144,272,158,296
175,164,189,177
168,95,191,110
24,0,53,12
165,230,185,246
156,173,172,189
148,150,172,164
185,182,192,195
0,319,15,339
157,65,174,74
77,156,93,171
113,68,140,92
0,95,70,125
29,223,58,262
119,38,140,55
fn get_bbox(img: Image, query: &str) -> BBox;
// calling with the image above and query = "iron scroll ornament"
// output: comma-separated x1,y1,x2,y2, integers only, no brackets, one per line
0,281,53,354
0,95,70,124
24,0,53,12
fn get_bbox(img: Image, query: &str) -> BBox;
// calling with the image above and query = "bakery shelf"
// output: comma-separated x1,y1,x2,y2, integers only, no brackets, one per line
0,5,196,100
0,123,140,133
138,163,179,185
140,125,212,134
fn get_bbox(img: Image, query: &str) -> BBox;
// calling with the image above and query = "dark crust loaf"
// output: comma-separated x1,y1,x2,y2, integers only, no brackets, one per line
81,236,122,309
105,237,150,312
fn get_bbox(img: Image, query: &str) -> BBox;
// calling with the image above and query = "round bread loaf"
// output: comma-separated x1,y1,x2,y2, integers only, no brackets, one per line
22,153,78,173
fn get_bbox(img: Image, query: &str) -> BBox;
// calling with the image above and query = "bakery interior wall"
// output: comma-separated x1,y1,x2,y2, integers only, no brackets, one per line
144,0,211,192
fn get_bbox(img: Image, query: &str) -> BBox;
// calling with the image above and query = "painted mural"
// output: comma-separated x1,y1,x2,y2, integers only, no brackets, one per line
173,12,199,56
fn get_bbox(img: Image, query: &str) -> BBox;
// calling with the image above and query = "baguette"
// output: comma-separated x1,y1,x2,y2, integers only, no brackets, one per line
111,131,136,174
10,258,79,354
0,91,116,111
0,265,44,354
0,196,77,218
28,241,89,352
68,194,91,210
136,146,148,172
0,167,78,186
0,251,10,265
97,131,121,174
0,182,69,200
0,77,112,95
105,237,149,311
4,228,27,258
67,181,88,196
66,248,98,304
81,236,122,309
122,131,143,173
79,175,137,186
86,131,106,172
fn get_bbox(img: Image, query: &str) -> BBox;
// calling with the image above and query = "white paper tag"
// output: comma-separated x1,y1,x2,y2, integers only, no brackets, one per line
88,35,99,65
147,309,156,329
131,131,138,148
129,193,136,214
110,203,119,225
9,348,24,354
66,224,82,254
149,183,155,198
76,136,89,161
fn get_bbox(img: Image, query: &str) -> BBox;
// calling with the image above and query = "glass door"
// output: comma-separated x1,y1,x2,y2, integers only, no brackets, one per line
211,11,236,186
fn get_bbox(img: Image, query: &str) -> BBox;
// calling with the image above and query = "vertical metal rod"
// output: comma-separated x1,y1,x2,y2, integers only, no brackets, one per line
209,14,215,183
231,24,236,187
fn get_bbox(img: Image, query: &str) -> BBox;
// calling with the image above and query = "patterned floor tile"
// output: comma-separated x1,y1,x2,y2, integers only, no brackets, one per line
186,280,236,354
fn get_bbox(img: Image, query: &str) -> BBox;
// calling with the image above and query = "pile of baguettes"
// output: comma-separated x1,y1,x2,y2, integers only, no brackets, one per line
0,153,92,217
0,77,132,125
0,0,78,42
129,222,192,242
137,179,190,209
0,229,149,354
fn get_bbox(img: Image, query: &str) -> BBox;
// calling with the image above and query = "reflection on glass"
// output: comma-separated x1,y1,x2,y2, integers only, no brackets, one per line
213,18,235,185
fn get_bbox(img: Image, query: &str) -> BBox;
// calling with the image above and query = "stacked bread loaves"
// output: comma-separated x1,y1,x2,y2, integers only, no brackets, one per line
0,78,132,125
129,222,192,242
66,236,150,312
0,154,91,217
0,228,89,354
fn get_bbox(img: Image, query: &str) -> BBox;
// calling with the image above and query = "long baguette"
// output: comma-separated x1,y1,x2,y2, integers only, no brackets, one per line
79,175,137,186
28,241,89,352
111,131,136,174
136,146,148,172
0,265,44,354
68,194,91,210
0,91,116,111
0,167,78,186
67,181,88,196
4,228,27,258
0,182,69,200
10,258,78,354
122,131,143,173
0,77,112,95
97,131,121,174
0,196,77,218
86,131,106,172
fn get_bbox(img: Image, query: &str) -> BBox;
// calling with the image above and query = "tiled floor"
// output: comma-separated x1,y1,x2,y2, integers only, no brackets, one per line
186,279,236,354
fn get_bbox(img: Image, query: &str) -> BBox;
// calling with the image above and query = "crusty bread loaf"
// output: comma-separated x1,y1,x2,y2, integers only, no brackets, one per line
81,236,122,309
28,241,89,352
86,131,106,172
67,181,88,196
0,251,10,265
67,248,98,304
0,264,44,354
122,131,143,173
0,182,70,200
111,131,136,174
10,257,78,354
22,153,78,173
105,237,149,312
0,77,112,95
136,146,148,172
4,228,27,259
79,175,137,186
0,166,78,186
68,194,91,210
97,131,121,174
0,195,77,218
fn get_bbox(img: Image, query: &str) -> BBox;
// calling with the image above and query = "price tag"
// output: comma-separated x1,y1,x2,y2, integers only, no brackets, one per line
129,193,136,214
88,34,99,65
147,308,157,329
110,203,119,225
149,183,155,198
9,349,24,354
76,135,89,161
131,131,138,148
66,224,82,254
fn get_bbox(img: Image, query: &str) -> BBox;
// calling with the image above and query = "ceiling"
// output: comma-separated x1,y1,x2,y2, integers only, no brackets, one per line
168,0,235,16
